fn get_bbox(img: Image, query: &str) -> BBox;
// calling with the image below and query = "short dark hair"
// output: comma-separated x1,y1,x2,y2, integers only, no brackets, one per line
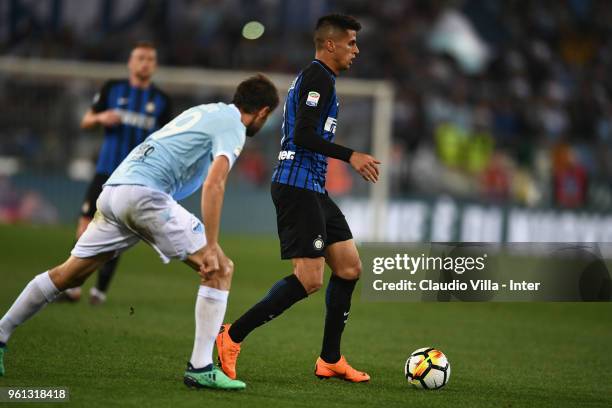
232,74,279,113
132,40,156,51
314,14,361,49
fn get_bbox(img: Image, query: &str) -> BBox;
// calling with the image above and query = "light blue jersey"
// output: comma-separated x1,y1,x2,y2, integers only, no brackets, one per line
106,103,245,200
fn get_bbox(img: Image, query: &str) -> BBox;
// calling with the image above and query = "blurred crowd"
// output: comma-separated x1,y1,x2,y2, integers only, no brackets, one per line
0,177,57,224
2,0,612,210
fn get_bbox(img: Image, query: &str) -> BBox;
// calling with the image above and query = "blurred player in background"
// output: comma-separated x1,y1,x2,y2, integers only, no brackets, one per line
0,75,279,389
217,14,379,382
63,41,173,305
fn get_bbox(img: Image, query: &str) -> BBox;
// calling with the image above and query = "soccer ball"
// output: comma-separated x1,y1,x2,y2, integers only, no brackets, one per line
404,347,451,389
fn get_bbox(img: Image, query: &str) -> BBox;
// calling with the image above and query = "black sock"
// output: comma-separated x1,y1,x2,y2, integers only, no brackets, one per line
320,275,357,364
229,274,308,343
96,256,120,293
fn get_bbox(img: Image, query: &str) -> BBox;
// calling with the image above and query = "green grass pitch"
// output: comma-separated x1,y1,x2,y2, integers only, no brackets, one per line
0,225,611,407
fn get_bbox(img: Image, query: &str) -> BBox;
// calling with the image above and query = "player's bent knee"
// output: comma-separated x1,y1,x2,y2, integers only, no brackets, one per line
220,258,234,279
337,260,362,280
293,257,325,294
296,272,324,294
305,280,323,294
349,260,363,279
199,257,234,290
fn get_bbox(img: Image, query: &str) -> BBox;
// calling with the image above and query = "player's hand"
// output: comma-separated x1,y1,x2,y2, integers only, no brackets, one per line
200,242,224,277
349,152,381,183
97,110,122,127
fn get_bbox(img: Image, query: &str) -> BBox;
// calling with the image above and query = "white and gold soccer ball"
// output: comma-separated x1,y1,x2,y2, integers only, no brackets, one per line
404,347,451,390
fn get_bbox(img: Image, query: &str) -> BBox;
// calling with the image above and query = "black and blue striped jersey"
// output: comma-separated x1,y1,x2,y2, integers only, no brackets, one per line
91,79,172,175
272,60,352,193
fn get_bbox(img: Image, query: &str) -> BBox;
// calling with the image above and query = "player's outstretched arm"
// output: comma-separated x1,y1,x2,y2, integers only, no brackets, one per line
293,129,355,161
294,125,381,183
200,155,231,274
349,151,381,183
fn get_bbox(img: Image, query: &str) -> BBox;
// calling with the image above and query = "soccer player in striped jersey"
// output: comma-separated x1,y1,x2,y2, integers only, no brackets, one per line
217,14,380,382
64,41,172,305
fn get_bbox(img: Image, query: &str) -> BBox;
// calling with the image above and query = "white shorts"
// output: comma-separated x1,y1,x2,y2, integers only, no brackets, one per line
71,185,206,263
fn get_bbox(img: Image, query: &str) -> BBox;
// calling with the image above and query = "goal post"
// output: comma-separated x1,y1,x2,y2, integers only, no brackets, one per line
0,56,394,240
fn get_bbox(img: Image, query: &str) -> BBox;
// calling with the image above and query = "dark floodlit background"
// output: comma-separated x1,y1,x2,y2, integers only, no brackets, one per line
2,0,612,242
1,4,611,407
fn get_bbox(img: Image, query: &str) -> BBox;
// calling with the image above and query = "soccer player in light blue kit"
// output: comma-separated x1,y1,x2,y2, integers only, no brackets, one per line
0,75,279,390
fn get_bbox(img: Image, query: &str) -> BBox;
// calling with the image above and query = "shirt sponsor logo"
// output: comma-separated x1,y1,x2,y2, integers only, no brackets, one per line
116,109,156,130
306,91,320,107
324,117,337,134
278,150,295,160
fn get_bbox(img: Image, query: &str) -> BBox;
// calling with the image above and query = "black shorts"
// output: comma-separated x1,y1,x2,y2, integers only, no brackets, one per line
80,173,109,218
271,182,353,259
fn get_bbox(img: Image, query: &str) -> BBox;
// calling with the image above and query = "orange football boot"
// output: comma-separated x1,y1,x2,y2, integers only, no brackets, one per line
216,323,241,380
315,355,370,382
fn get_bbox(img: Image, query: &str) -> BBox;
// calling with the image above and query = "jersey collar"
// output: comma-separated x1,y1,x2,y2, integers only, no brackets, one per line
229,104,247,132
313,59,336,78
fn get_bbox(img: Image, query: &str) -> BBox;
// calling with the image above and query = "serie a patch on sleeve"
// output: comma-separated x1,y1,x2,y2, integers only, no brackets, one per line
306,91,320,107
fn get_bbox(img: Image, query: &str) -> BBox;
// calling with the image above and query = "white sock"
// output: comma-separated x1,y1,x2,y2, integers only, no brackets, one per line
189,285,229,369
0,271,59,344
